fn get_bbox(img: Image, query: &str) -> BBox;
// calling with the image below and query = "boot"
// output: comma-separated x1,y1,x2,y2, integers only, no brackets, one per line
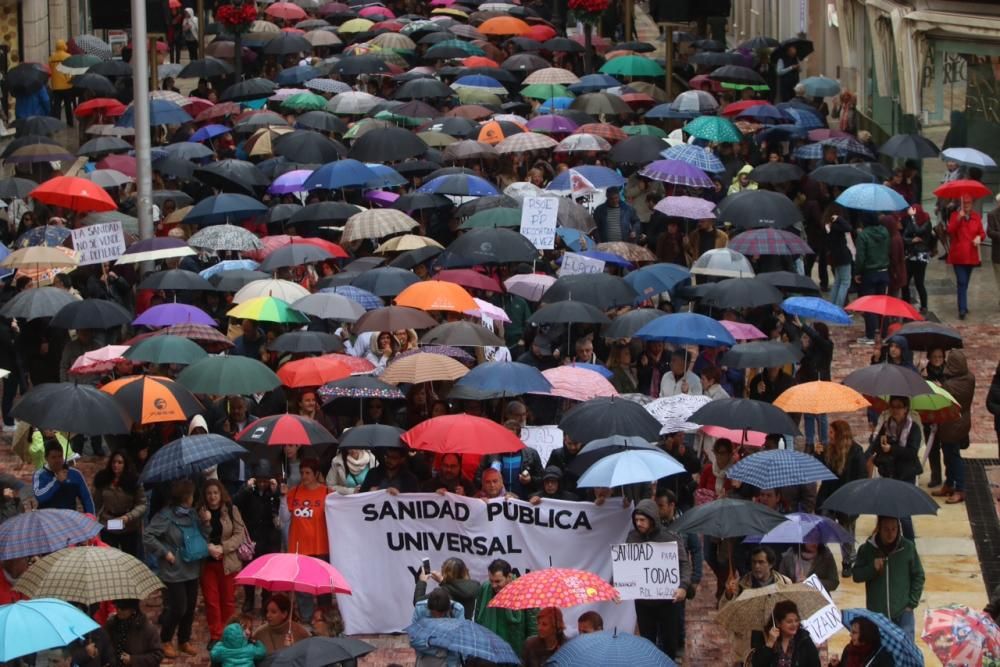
946,491,966,504
927,470,942,488
162,643,178,660
932,484,953,497
179,642,198,656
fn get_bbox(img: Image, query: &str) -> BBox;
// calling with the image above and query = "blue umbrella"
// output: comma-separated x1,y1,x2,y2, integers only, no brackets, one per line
576,448,686,487
139,434,247,484
559,250,632,268
836,183,908,212
14,224,71,248
0,509,102,560
555,227,586,251
365,163,407,188
418,174,499,196
407,618,520,665
324,285,384,310
538,97,573,112
793,142,837,161
940,146,996,168
571,362,613,379
199,259,261,279
276,64,320,86
646,103,699,120
781,296,851,325
452,74,506,93
624,263,691,299
0,245,10,279
0,598,100,661
660,144,726,173
547,630,676,667
568,73,622,94
634,312,736,347
115,98,193,127
735,104,792,124
304,159,380,190
189,123,232,143
757,125,808,143
453,361,551,397
801,76,841,97
183,193,268,226
781,105,826,129
744,512,855,545
728,449,837,488
548,165,626,191
841,609,923,667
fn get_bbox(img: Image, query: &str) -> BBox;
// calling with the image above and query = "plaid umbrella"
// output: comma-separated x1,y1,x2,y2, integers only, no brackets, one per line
645,394,711,434
575,122,627,142
728,228,814,256
922,605,1000,667
843,609,923,667
728,449,836,488
342,209,419,242
547,631,674,667
139,434,246,484
14,546,162,604
661,144,726,173
523,67,579,85
407,619,520,665
326,285,384,310
488,568,618,609
381,352,469,384
0,509,102,560
716,583,830,634
495,132,558,154
141,323,234,351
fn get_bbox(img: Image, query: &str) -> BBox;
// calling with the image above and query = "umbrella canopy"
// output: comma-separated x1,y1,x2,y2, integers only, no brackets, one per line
701,277,785,309
577,448,686,487
728,228,813,256
268,331,344,354
715,582,830,635
439,227,538,267
603,308,664,339
0,509,102,560
774,381,869,415
140,433,246,484
781,295,851,324
728,449,836,488
528,300,610,326
11,382,131,435
835,183,908,212
235,553,351,595
276,355,360,388
100,374,203,424
744,512,856,545
0,599,100,662
13,546,162,605
488,568,619,609
541,273,638,310
353,305,438,333
407,618,521,666
228,296,309,325
0,286,77,320
380,352,469,385
893,321,962,351
336,423,406,450
29,175,117,212
351,267,421,298
843,609,923,667
922,605,1000,667
687,397,799,435
717,189,802,229
233,278,311,304
841,363,931,398
645,394,711,435
132,303,216,328
267,637,376,667
880,133,939,159
421,321,504,347
539,366,618,402
634,313,736,348
560,396,662,442
546,630,674,667
342,208,419,242
690,247,755,278
403,414,524,455
453,361,551,397
68,345,129,376
124,335,208,366
176,355,282,394
292,293,365,322
138,268,214,291
668,498,788,538
396,280,477,313
822,478,938,518
50,299,132,330
236,414,337,448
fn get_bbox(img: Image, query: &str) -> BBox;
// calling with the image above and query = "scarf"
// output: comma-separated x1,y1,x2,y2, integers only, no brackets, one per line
710,460,731,496
838,102,854,132
844,643,878,667
345,453,372,487
884,413,914,449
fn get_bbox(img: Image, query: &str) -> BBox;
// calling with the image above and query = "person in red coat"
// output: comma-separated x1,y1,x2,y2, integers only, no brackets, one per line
883,215,908,299
0,557,29,605
946,196,986,319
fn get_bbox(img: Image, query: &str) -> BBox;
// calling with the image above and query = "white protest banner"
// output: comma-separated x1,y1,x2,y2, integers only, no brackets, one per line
610,541,680,600
521,425,563,466
70,222,126,266
801,574,842,645
558,252,605,277
326,491,635,634
519,196,558,249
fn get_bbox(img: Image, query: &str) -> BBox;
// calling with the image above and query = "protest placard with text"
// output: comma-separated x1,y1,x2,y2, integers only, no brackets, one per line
70,222,126,266
610,541,680,600
520,196,558,249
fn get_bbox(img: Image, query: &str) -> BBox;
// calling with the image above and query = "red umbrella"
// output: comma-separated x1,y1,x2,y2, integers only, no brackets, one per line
434,269,502,293
932,179,992,200
74,98,126,119
845,295,923,321
265,1,307,21
277,354,360,388
402,414,525,455
236,414,337,447
250,235,349,260
29,176,117,213
96,154,137,178
296,237,349,259
194,101,241,123
689,74,722,92
487,568,619,609
721,100,769,117
524,24,556,42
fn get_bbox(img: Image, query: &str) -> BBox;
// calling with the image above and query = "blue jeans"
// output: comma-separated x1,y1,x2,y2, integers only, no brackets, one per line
942,441,965,492
893,608,916,641
860,270,889,338
953,264,974,314
830,264,852,307
804,414,828,446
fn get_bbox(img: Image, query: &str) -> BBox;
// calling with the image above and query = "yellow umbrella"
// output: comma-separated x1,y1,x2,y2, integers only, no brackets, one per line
417,131,459,148
338,18,374,34
374,234,444,254
1,245,78,269
245,126,294,158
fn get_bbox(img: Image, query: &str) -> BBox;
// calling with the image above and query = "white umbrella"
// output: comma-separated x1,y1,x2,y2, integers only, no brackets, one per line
233,279,310,304
690,248,755,278
646,394,711,435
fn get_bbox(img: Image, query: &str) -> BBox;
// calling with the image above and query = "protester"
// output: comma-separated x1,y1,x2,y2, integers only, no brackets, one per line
327,447,378,494
33,439,94,513
828,616,895,667
747,600,820,667
854,214,891,343
778,542,840,591
521,607,568,667
410,588,465,666
92,450,146,558
853,516,925,639
209,622,266,667
816,421,868,577
104,599,164,667
576,611,604,635
934,350,974,504
946,195,985,319
253,594,310,654
197,479,248,645
414,557,480,620
474,559,537,657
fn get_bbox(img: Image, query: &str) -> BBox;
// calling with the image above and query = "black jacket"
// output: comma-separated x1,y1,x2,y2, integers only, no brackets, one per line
359,466,420,493
795,324,833,382
826,214,853,267
475,448,544,498
987,362,1000,433
816,443,867,508
750,628,821,667
546,447,581,493
834,644,895,667
233,484,281,554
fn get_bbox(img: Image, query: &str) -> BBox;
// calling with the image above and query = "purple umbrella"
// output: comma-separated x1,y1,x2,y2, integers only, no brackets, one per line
267,169,314,195
190,124,232,143
133,303,217,328
639,159,713,188
654,195,717,219
525,115,579,134
364,189,400,207
743,512,855,545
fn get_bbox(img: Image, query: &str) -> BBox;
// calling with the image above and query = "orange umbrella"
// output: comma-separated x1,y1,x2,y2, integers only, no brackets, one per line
462,56,499,68
395,280,477,313
101,375,204,424
478,16,531,36
29,176,118,213
277,354,373,388
475,120,527,145
380,352,469,385
773,381,869,415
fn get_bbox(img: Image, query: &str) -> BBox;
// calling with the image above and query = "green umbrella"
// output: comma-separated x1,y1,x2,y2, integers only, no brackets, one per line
521,83,573,100
721,81,770,92
428,39,485,56
374,110,425,127
282,92,329,112
124,335,209,366
176,355,282,395
460,207,522,229
600,55,664,78
683,115,743,143
343,118,392,140
456,88,502,105
623,124,667,138
227,295,309,325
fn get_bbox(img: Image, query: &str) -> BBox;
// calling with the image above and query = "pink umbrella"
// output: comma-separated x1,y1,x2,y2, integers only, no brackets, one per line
235,553,352,595
96,154,137,178
69,345,130,376
537,366,618,401
503,274,556,302
265,1,307,21
364,189,401,207
466,297,511,323
719,320,766,341
701,425,766,447
430,0,456,5
359,5,394,18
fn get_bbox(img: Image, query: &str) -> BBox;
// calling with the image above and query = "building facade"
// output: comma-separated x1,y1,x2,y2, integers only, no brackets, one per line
4,0,85,69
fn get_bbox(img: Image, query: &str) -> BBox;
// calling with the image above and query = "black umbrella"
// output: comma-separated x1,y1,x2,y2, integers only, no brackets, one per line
260,244,334,273
288,201,359,228
841,363,932,397
701,277,785,309
273,131,345,163
528,301,610,326
0,177,38,199
221,77,278,102
179,57,234,79
565,435,660,477
771,37,814,63
154,155,197,181
720,342,804,369
352,306,438,333
879,134,940,160
421,321,504,347
88,60,132,77
690,51,745,67
687,397,799,435
210,269,270,291
50,300,133,330
262,33,312,56
233,111,289,132
502,53,550,72
602,308,662,339
264,636,376,667
6,64,49,95
666,498,788,537
717,190,802,230
608,135,668,165
336,55,390,77
749,162,804,184
10,382,132,435
395,77,454,100
455,195,519,217
693,38,726,52
709,65,767,86
893,321,962,352
507,37,542,52
77,136,132,158
559,397,662,442
807,163,883,188
439,228,539,267
389,246,443,269
337,424,406,449
757,271,820,294
342,257,385,273
821,478,938,518
542,274,639,310
0,286,77,320
421,117,477,137
267,204,303,225
392,192,452,212
0,135,61,159
139,269,214,291
739,36,779,50
542,37,584,53
195,159,270,195
295,110,348,134
14,115,66,137
351,267,420,297
151,190,195,208
571,92,632,117
72,73,116,96
348,127,429,162
268,331,344,354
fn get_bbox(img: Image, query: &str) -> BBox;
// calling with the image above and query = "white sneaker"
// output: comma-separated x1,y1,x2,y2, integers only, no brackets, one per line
856,337,875,345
